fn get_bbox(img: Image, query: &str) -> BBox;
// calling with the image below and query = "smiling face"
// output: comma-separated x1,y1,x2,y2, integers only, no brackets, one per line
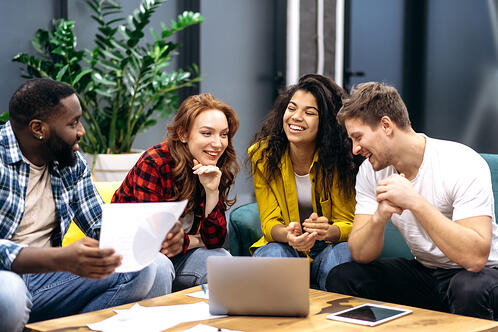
184,109,229,166
283,90,319,149
345,117,391,171
45,94,85,167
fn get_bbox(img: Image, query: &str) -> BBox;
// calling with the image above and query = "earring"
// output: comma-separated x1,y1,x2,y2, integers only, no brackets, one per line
39,136,43,140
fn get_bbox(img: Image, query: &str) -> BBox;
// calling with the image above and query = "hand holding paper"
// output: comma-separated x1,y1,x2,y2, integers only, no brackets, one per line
99,201,188,272
160,221,184,257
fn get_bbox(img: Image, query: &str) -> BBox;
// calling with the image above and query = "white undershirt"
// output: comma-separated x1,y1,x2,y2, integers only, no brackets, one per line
12,160,56,247
295,172,313,223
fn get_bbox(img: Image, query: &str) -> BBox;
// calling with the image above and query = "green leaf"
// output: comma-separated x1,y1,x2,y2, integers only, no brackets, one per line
56,64,69,81
72,68,92,85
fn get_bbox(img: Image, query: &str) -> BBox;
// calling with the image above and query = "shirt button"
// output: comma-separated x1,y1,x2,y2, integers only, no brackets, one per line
8,235,12,239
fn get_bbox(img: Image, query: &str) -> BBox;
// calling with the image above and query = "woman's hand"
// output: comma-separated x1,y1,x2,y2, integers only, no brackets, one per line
187,234,205,250
286,222,317,252
193,159,222,216
160,221,184,257
193,159,222,193
302,212,340,242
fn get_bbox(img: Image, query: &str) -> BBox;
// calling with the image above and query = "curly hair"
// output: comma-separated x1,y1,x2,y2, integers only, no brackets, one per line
249,74,362,198
167,93,239,215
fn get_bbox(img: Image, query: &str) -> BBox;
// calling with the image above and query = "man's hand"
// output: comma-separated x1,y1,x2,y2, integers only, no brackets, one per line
376,173,421,210
302,213,334,241
61,237,122,279
286,222,317,251
372,199,403,225
160,221,184,257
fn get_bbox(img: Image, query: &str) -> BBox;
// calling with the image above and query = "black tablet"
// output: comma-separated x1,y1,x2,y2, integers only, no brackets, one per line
327,303,412,326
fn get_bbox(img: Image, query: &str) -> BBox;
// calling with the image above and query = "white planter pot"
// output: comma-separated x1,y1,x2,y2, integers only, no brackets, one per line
84,151,143,182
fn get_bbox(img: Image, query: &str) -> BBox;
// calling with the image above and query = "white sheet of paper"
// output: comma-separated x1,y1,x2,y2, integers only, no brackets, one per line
99,201,187,272
87,302,226,332
186,290,209,300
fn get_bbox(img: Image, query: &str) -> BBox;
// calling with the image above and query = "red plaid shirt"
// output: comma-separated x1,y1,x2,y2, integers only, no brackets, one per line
111,141,227,254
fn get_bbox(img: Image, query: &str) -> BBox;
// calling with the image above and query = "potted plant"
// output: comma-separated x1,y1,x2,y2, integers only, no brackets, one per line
13,0,203,180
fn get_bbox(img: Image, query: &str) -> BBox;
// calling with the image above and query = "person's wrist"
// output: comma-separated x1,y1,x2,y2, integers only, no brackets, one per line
372,209,388,225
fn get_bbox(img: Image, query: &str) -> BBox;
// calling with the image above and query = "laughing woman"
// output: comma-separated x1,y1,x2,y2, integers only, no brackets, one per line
249,74,361,290
112,93,239,291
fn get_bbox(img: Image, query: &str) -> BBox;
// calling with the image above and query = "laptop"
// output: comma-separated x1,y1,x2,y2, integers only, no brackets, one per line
207,256,310,317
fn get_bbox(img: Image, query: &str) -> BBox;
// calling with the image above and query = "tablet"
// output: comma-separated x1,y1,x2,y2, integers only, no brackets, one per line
326,303,412,326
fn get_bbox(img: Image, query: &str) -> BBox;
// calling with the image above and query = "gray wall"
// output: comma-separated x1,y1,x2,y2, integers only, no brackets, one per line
348,0,404,90
347,0,498,153
425,0,498,153
199,0,277,207
0,1,59,114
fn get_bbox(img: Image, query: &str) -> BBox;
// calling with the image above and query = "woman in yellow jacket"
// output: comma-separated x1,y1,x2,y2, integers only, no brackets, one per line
249,74,362,290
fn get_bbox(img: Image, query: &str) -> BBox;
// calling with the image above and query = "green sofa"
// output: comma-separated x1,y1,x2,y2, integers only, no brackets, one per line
228,153,498,258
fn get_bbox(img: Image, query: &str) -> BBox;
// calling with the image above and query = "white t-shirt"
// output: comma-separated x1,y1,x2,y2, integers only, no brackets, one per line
295,172,313,223
355,135,498,269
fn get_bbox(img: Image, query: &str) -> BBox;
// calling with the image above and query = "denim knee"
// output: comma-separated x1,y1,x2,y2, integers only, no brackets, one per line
0,271,32,332
144,253,175,298
447,269,498,319
253,242,298,257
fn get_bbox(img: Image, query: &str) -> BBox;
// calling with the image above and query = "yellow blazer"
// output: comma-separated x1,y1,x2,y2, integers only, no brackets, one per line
249,140,355,254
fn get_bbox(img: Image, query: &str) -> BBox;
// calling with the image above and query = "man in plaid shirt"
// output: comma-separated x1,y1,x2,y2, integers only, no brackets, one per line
0,79,175,331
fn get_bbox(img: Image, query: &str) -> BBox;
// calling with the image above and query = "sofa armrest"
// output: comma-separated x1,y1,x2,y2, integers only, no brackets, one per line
228,202,263,256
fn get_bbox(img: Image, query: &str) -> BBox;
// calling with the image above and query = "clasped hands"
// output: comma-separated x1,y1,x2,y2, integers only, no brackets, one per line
374,173,421,223
286,213,331,252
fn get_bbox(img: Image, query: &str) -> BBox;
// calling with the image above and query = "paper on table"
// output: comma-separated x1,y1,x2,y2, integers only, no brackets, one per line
99,201,187,272
87,302,226,332
186,290,209,300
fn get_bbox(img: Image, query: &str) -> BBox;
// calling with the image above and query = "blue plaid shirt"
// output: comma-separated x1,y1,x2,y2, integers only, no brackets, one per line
0,122,103,270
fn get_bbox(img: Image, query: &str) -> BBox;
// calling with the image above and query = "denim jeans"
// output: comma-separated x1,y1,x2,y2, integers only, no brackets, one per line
326,257,498,320
0,271,31,332
171,247,231,292
253,241,352,290
0,252,174,327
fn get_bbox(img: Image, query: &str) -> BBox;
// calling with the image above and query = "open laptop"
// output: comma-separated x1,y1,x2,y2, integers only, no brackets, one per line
207,256,309,317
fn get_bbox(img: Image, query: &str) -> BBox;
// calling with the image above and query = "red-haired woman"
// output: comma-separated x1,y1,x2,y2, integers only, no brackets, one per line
112,93,239,291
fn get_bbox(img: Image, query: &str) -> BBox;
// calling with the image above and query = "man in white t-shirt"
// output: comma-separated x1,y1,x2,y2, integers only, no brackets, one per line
325,82,498,319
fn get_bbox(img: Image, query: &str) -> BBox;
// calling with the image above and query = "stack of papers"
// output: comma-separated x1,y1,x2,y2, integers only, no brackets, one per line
88,302,225,332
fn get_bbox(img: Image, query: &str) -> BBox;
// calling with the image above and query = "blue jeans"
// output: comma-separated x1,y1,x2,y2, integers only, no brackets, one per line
171,247,231,291
253,242,352,290
0,253,174,327
0,271,31,332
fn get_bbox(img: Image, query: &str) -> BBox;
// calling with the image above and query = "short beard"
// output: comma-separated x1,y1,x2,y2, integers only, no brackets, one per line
49,135,77,168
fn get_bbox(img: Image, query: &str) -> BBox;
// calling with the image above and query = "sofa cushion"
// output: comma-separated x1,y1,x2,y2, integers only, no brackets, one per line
229,202,262,256
61,181,122,247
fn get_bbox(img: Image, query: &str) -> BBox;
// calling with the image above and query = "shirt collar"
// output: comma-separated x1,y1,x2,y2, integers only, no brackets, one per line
0,121,24,165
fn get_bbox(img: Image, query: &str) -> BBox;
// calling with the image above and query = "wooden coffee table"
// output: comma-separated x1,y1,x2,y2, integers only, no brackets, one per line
25,286,498,331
